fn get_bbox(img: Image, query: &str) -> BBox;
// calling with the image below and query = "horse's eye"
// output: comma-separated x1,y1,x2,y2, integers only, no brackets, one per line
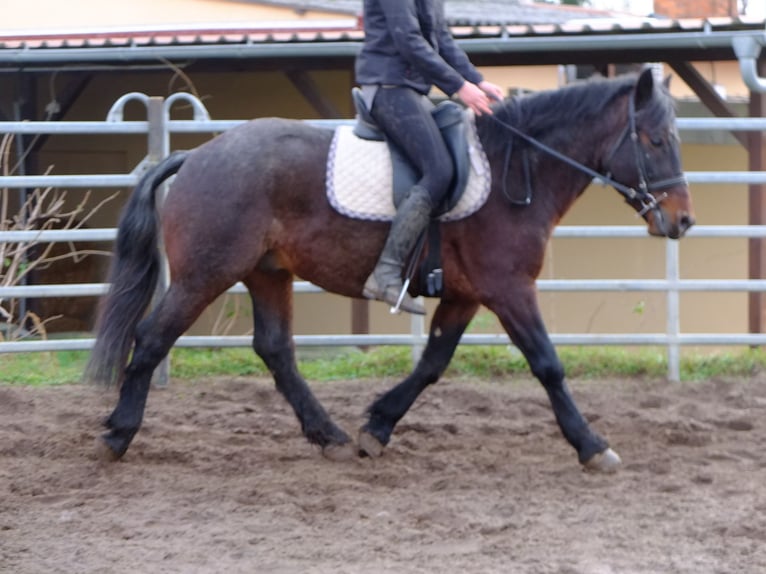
650,137,664,148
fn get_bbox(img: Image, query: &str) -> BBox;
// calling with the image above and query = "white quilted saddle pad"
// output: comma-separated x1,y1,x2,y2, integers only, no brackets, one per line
326,112,491,222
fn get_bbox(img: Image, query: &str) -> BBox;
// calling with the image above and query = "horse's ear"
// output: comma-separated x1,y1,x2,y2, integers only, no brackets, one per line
663,74,673,89
634,67,655,110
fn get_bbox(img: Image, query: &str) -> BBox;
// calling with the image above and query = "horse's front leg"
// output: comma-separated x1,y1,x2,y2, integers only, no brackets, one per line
488,285,621,472
359,299,479,457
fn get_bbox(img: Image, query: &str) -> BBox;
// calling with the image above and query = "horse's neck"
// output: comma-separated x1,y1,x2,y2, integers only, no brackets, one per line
489,95,623,164
479,92,628,223
546,97,626,170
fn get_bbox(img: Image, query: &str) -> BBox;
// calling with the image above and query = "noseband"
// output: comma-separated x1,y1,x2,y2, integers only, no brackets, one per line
601,92,687,216
489,90,687,219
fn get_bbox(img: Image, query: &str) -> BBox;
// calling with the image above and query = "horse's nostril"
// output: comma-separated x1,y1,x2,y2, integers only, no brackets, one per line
680,213,695,230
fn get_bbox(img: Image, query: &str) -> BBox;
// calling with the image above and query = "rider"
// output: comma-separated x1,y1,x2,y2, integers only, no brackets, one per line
356,0,504,314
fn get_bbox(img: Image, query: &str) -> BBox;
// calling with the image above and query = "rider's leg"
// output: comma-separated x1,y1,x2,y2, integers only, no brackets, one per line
363,87,454,314
363,185,432,314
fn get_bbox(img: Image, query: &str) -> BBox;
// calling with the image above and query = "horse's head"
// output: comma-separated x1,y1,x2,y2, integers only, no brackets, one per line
603,68,695,239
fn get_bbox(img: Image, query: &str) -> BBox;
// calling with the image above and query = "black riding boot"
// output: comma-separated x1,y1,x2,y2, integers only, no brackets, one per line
363,186,433,315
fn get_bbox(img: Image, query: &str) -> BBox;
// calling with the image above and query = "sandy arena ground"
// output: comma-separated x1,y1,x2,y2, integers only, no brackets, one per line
1,374,765,573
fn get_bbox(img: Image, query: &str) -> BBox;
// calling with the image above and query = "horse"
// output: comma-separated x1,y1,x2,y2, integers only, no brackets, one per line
85,67,694,472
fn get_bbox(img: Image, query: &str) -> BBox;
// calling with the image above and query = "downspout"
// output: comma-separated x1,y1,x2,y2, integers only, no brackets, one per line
733,35,766,93
734,35,766,343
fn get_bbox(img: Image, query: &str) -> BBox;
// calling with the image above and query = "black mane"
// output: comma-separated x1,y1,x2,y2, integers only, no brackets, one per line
479,71,676,158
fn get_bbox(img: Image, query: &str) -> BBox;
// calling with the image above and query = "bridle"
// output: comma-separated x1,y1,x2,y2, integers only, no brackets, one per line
487,90,687,219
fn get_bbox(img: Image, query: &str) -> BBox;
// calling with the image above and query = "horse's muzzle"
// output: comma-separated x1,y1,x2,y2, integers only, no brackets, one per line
647,206,695,239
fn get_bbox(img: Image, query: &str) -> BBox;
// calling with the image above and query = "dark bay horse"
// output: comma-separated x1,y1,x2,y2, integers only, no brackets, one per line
86,67,694,472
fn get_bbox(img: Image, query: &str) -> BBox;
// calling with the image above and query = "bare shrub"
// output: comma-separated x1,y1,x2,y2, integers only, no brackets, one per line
0,133,115,340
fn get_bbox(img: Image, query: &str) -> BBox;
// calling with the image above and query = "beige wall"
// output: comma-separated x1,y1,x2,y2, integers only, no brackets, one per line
2,0,353,33
5,60,758,341
443,61,752,100
658,61,753,101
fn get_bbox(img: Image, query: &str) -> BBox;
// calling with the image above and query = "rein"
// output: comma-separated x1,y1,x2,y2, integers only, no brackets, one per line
487,92,686,217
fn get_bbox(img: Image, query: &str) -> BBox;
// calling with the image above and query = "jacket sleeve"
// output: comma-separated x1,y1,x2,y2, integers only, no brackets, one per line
378,0,467,96
436,24,483,86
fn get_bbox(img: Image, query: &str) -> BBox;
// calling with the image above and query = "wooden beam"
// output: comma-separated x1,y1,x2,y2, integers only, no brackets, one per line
748,57,766,336
29,72,93,153
668,61,748,148
15,75,39,177
285,69,343,119
351,299,370,345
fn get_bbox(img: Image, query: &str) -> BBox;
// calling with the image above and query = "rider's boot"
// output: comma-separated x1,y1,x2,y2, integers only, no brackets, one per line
363,185,432,315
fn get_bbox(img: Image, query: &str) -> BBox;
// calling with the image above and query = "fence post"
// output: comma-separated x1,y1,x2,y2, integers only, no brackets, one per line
410,299,425,364
666,239,681,381
147,96,171,387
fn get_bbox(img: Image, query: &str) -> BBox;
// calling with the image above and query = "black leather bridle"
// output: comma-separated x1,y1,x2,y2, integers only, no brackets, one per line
488,91,687,219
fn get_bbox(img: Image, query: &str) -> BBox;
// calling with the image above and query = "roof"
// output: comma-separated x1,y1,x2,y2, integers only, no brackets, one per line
0,0,764,76
238,0,620,24
1,15,764,65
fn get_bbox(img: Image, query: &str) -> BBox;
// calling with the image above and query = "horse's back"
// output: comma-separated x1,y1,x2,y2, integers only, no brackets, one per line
166,117,333,206
194,116,333,175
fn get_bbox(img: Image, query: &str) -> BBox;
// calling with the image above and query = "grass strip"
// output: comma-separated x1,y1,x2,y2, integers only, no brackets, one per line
1,345,766,386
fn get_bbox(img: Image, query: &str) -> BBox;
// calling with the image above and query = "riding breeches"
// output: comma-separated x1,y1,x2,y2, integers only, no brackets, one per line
370,86,454,208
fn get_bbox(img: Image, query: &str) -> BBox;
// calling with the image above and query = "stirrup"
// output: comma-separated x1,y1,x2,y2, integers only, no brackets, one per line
363,275,425,315
391,278,420,315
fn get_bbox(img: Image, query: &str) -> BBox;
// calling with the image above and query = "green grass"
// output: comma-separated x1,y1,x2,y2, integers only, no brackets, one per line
2,345,766,386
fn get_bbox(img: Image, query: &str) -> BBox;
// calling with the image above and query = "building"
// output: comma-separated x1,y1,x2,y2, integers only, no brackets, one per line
1,0,765,345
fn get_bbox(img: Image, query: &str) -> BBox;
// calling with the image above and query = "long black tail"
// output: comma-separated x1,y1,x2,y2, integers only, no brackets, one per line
84,151,190,387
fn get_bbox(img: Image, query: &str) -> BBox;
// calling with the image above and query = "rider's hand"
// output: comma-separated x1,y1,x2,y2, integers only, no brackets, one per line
478,80,505,102
457,82,493,116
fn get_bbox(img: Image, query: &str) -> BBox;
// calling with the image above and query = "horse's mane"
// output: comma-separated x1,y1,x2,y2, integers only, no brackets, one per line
480,71,675,159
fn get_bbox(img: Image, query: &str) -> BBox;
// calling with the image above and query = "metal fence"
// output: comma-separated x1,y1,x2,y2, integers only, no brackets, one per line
2,92,766,381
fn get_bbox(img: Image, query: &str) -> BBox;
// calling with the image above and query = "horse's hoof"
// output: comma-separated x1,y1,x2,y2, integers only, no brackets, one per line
94,436,122,462
583,447,622,473
322,442,357,462
358,430,385,458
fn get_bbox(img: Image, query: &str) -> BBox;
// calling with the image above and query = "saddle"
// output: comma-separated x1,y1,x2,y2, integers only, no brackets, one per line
351,87,471,215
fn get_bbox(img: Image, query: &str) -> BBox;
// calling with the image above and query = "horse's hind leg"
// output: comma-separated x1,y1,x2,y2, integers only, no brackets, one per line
244,270,354,461
359,299,479,457
100,283,210,459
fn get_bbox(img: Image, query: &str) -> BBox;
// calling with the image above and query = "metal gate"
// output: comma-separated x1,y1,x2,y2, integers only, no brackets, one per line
2,92,766,381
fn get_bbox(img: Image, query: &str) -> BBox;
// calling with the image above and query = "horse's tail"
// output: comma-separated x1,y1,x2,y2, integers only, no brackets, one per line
85,150,190,387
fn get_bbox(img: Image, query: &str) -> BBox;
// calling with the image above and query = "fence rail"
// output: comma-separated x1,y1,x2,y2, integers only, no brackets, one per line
2,93,766,382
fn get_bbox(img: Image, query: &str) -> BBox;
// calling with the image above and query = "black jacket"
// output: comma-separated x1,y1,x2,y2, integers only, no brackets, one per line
355,0,484,96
